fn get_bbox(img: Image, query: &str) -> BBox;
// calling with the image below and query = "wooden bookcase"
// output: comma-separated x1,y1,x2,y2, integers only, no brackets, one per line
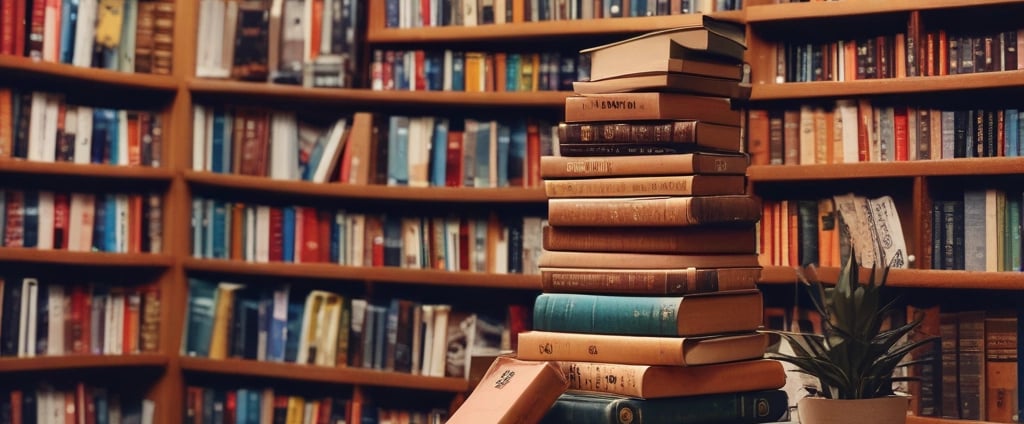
744,1,1024,424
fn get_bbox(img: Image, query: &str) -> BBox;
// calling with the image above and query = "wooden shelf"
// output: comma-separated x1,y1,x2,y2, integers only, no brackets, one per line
746,0,1021,23
184,171,548,203
366,11,745,43
747,157,1024,182
0,55,179,93
0,248,175,268
0,160,175,182
187,79,569,108
183,258,542,290
179,357,470,392
758,266,1024,291
907,416,997,424
749,70,1024,101
0,354,169,373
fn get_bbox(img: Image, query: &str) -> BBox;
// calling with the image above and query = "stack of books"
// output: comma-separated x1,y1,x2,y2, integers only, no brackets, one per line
517,16,791,423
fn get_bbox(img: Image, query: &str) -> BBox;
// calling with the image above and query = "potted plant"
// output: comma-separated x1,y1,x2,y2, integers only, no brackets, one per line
766,255,937,424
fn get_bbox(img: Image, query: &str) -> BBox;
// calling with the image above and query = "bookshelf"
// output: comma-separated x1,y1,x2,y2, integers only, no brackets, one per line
745,1,1024,423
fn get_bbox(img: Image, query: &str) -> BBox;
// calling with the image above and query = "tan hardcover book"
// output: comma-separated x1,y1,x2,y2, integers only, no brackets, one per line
540,266,760,295
582,19,747,68
589,57,745,82
342,112,376,185
564,93,740,126
517,331,767,366
544,175,746,198
547,195,761,227
542,225,757,253
539,251,759,269
572,72,751,99
555,121,742,155
540,152,749,179
559,359,786,399
446,356,568,424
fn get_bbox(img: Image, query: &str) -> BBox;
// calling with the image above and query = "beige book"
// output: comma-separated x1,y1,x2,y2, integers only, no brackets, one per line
517,331,767,366
565,92,740,126
540,152,749,179
559,359,786,399
547,195,761,227
544,175,746,198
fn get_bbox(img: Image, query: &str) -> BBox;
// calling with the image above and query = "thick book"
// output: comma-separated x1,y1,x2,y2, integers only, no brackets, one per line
540,390,789,424
572,72,752,99
547,195,762,227
544,175,746,198
556,121,742,154
588,57,745,83
540,152,749,178
582,19,747,68
539,251,760,269
533,290,763,337
560,359,786,399
565,93,741,126
539,266,761,295
542,224,757,253
446,356,568,424
517,331,767,366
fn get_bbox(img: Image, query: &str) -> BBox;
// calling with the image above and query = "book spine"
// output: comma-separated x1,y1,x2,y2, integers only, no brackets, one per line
557,121,697,144
517,331,690,365
544,175,745,198
542,225,757,254
539,267,760,295
541,390,789,424
547,196,760,227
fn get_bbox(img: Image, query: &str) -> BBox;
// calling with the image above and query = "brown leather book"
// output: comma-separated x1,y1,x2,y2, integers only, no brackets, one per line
565,92,741,126
559,359,786,399
547,195,762,227
542,224,757,253
540,152,749,178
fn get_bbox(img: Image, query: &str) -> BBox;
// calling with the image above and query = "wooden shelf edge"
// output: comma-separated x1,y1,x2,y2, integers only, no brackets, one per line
187,79,569,107
758,266,1024,290
179,357,470,392
746,0,1020,23
0,55,180,92
183,258,543,290
907,416,997,424
747,157,1024,181
0,159,175,181
749,70,1024,101
0,354,170,372
184,171,548,203
0,248,176,267
366,12,745,43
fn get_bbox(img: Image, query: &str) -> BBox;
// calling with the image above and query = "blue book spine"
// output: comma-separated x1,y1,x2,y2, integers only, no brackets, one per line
185,278,218,357
373,305,388,369
393,52,407,90
246,390,260,424
474,121,492,187
267,286,289,362
212,201,228,259
329,213,341,263
104,194,117,252
383,215,402,267
1006,109,1019,157
451,52,465,91
203,199,215,258
429,118,449,187
282,207,295,262
506,54,520,91
496,122,511,187
108,111,120,165
385,0,399,27
92,109,113,164
211,111,226,173
92,195,107,251
59,0,79,63
533,293,690,337
94,389,109,424
284,294,304,363
508,121,527,186
21,191,39,248
191,198,204,257
235,388,248,424
387,116,410,186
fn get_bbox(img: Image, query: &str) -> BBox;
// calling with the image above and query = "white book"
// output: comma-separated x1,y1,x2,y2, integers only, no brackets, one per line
347,213,365,267
419,304,434,376
72,0,98,66
74,106,94,164
67,193,96,251
349,298,367,365
42,0,58,59
42,95,60,162
269,112,299,180
311,118,348,183
868,195,909,269
117,110,129,165
428,304,450,377
141,399,155,424
834,100,859,163
192,105,207,170
118,0,138,72
116,194,129,253
492,226,509,274
255,205,271,263
47,284,64,355
245,206,257,262
407,117,432,188
19,278,38,358
36,191,54,250
27,92,49,161
104,290,116,354
445,217,460,271
401,217,422,269
316,292,343,366
194,0,214,76
110,289,125,354
442,50,453,91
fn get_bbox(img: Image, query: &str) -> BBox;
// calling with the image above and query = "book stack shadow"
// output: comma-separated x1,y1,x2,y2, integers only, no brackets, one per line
518,16,792,424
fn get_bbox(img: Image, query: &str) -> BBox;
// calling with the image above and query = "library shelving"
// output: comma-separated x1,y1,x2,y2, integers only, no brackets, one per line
745,1,1024,423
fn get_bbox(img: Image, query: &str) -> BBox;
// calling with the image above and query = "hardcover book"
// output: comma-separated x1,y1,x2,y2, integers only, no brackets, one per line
517,331,767,366
446,356,568,424
540,390,789,424
559,359,786,399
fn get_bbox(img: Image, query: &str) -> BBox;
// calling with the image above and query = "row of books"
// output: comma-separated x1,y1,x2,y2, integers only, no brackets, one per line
194,0,359,87
190,199,546,274
777,28,1021,82
0,383,154,424
748,103,1024,167
1,190,163,254
759,194,909,270
184,385,448,424
0,0,173,74
0,277,161,358
370,49,589,93
182,279,529,378
931,189,1024,272
383,0,731,28
0,90,164,166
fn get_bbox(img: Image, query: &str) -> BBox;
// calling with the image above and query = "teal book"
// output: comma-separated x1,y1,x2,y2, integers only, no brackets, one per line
183,278,219,357
540,390,789,424
533,290,763,337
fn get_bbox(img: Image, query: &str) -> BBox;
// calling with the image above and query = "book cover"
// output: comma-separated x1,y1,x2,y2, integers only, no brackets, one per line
446,356,568,424
544,175,746,198
564,93,741,127
540,152,749,179
542,224,757,253
517,331,767,366
560,359,786,399
540,389,788,424
547,195,761,227
539,266,760,296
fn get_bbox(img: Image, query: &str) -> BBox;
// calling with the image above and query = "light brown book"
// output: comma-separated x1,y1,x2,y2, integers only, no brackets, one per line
572,72,752,99
539,266,761,295
539,251,760,269
582,19,747,69
559,359,786,399
540,152,749,178
542,225,757,253
544,175,746,198
555,121,742,155
446,356,568,424
517,331,767,366
588,57,745,83
547,195,762,227
565,93,741,126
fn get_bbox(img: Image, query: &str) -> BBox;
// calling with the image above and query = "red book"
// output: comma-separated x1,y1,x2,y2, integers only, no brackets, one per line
12,0,25,57
318,209,331,263
128,194,143,253
458,218,471,271
525,121,540,187
445,129,464,187
894,106,909,161
269,207,284,262
300,207,320,263
53,192,70,249
225,390,238,424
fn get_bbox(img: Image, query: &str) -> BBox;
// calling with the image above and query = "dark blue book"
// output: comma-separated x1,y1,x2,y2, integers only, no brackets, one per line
92,108,115,164
496,122,511,187
21,190,39,248
283,290,305,363
184,278,218,357
541,390,789,424
429,118,449,187
282,207,296,262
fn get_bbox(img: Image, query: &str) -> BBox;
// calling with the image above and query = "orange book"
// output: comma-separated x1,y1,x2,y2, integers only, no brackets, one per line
0,88,11,158
559,359,786,399
984,312,1018,422
546,195,761,228
446,356,568,424
564,92,740,126
747,109,771,166
518,331,768,366
541,224,757,253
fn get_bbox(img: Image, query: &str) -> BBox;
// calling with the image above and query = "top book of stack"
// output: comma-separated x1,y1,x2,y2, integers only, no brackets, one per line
575,15,750,99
